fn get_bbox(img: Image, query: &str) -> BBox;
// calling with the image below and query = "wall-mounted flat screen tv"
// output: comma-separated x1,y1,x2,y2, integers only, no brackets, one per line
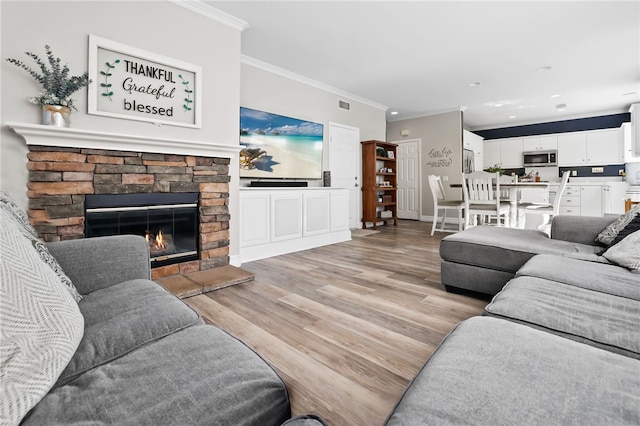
239,107,323,179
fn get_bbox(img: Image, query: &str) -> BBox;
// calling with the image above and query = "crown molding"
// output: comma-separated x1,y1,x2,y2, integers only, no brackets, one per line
241,55,388,112
168,0,249,32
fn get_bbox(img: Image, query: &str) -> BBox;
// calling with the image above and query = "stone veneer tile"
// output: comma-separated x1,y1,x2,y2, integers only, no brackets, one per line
27,147,230,273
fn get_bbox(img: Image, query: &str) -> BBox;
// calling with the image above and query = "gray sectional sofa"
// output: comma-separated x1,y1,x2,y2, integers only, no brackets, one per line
439,215,616,296
1,192,324,426
385,214,640,425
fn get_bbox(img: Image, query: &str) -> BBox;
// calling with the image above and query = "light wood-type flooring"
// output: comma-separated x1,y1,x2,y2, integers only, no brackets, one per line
184,220,488,426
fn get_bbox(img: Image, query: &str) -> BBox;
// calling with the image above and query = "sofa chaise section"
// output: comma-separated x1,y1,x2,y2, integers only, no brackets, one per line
385,317,640,426
440,215,615,296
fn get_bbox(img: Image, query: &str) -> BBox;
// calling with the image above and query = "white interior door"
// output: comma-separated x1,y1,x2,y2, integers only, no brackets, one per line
393,139,420,220
329,122,360,229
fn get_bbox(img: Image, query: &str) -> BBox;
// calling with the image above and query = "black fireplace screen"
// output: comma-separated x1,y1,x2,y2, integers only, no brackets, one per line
85,193,198,266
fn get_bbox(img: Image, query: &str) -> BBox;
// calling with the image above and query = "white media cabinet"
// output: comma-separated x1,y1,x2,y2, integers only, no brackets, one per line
239,187,351,263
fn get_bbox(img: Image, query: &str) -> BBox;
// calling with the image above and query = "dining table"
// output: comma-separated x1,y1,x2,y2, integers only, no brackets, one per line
451,181,550,228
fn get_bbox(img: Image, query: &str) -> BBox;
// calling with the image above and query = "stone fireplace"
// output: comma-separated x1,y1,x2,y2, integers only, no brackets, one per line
26,145,231,279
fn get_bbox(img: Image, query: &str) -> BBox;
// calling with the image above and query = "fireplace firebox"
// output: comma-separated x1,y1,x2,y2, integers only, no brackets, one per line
85,193,199,267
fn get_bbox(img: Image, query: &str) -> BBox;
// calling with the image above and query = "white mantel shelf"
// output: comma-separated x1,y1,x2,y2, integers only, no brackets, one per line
6,122,240,159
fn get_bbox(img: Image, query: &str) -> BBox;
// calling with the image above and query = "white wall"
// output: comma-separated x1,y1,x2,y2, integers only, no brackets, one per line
1,0,242,262
240,62,387,186
1,0,241,206
387,111,463,218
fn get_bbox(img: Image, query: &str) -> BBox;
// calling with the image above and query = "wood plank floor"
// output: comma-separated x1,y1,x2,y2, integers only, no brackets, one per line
184,220,488,426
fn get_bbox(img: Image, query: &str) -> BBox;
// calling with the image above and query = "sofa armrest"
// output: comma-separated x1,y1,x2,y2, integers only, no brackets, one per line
46,235,151,295
550,215,617,245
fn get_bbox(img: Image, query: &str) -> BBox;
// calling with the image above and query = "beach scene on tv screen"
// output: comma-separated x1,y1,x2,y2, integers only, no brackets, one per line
239,107,323,179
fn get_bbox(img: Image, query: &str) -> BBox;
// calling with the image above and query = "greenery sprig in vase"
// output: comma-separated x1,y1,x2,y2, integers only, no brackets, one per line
6,45,90,126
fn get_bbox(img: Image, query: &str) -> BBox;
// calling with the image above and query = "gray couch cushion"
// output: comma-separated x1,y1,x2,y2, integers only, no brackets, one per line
517,254,640,300
23,325,291,426
56,279,201,386
440,225,601,274
385,317,640,426
485,276,640,358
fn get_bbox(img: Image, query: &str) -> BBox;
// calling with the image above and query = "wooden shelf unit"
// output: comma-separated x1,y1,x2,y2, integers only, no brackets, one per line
361,140,398,229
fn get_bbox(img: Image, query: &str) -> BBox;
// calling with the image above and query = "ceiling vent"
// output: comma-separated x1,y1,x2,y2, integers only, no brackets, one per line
338,100,350,111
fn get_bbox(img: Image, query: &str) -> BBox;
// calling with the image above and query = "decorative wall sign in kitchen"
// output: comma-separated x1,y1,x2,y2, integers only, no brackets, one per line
88,35,201,128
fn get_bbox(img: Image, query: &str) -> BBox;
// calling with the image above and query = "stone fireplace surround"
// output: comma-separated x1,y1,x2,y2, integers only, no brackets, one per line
8,123,240,279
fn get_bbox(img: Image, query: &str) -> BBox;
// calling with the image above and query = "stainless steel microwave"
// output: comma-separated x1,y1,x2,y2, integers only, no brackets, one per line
523,150,557,167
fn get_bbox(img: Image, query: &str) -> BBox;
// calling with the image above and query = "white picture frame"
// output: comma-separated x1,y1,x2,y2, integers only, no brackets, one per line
387,151,395,159
88,35,202,128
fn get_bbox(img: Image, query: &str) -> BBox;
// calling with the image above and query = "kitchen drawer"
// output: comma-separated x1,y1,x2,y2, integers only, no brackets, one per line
560,195,581,206
563,187,581,197
559,206,580,215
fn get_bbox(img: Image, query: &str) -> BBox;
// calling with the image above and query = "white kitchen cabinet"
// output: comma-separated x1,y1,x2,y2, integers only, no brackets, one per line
523,135,557,151
603,182,627,215
558,129,622,166
580,185,603,216
500,138,524,168
557,132,587,165
587,129,623,165
630,103,640,158
621,122,638,163
483,138,523,168
483,140,501,169
559,184,603,217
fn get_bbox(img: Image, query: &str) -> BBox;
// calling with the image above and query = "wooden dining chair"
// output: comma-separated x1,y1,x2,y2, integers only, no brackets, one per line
427,175,465,236
461,171,510,228
625,198,640,212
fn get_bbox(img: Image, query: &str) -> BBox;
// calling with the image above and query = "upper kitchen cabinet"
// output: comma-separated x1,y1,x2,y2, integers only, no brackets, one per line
500,138,524,168
483,140,500,169
523,135,557,151
558,129,622,166
483,138,523,169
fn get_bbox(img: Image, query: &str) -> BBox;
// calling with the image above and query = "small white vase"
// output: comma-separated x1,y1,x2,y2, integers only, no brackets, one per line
42,105,71,127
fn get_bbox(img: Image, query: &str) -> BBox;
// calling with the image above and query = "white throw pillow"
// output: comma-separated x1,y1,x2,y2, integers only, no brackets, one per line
602,230,640,273
0,192,81,302
0,210,84,425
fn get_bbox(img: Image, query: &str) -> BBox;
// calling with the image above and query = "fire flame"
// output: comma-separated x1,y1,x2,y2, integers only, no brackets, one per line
145,230,166,249
155,230,165,248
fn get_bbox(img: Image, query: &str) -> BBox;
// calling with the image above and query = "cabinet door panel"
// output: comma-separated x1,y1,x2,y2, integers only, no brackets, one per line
240,194,270,247
580,186,603,217
331,191,350,232
303,192,330,236
558,133,587,165
500,138,523,167
586,130,622,165
271,194,303,241
484,140,501,169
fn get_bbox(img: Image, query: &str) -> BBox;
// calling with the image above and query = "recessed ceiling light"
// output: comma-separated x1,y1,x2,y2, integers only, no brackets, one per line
538,66,552,72
623,92,637,96
509,115,517,119
469,82,480,87
389,111,398,115
551,94,561,98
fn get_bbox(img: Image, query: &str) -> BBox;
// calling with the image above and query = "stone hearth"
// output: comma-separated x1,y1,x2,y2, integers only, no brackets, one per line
26,145,230,279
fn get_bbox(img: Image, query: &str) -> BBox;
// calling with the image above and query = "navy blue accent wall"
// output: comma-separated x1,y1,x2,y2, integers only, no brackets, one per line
559,164,626,179
476,113,630,140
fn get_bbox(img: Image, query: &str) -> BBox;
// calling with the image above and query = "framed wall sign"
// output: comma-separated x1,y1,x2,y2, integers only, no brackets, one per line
88,35,202,128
